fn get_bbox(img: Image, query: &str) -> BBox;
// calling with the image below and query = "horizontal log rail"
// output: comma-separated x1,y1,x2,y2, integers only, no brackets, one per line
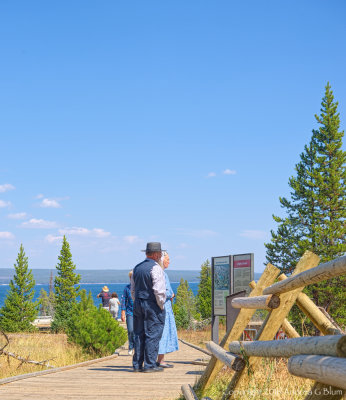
179,338,212,357
288,355,346,391
205,341,245,371
263,255,346,295
231,294,280,310
228,335,346,358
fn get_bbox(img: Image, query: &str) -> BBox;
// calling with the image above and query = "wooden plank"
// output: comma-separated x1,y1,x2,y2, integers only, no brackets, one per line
224,250,320,399
228,335,346,358
263,255,345,295
205,341,245,371
0,341,204,400
196,262,280,391
231,294,280,310
288,355,346,390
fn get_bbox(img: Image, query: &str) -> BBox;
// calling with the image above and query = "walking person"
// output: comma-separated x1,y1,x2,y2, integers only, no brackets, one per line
121,271,135,355
131,242,166,373
109,292,120,319
157,251,179,368
97,286,111,310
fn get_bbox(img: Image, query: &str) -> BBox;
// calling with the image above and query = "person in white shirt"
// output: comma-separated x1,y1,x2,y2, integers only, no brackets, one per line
109,292,120,319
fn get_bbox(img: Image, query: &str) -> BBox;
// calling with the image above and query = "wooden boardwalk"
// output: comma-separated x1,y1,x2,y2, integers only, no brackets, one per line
0,342,205,400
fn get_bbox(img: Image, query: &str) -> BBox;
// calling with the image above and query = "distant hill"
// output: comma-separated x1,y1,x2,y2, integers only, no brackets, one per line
0,268,262,285
0,268,201,284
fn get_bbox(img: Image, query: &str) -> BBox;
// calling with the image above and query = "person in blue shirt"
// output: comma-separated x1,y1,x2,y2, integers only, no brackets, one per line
121,271,135,355
157,251,179,368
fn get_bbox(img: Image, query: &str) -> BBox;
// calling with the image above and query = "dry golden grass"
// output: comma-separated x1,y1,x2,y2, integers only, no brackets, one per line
178,326,226,349
0,333,94,380
177,327,315,400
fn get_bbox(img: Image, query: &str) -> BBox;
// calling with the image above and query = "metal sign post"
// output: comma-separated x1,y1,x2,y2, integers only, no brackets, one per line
211,255,232,343
211,253,254,344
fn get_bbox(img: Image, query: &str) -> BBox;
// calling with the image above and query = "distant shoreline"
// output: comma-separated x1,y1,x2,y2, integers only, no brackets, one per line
0,281,201,286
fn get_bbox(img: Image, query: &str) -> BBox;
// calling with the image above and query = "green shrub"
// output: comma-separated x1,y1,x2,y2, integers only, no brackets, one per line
67,290,127,356
173,302,190,329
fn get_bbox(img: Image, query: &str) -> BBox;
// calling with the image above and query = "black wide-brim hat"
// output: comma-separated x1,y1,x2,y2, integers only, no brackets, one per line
141,242,166,253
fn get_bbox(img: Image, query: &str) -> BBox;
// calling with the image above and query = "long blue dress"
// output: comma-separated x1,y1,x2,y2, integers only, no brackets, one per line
158,271,179,354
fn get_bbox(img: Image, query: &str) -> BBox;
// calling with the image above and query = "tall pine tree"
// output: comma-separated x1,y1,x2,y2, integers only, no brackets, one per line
0,244,39,332
265,83,346,328
51,236,81,333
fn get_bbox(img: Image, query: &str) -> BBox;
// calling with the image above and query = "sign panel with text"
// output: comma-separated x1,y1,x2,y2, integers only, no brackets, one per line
212,256,232,316
233,253,254,295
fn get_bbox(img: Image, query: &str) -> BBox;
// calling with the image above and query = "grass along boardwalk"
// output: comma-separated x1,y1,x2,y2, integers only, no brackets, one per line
0,341,205,400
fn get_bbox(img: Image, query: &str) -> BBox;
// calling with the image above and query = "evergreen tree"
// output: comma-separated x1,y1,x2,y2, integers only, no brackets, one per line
38,288,55,316
0,245,39,332
173,278,196,329
51,236,81,333
196,259,212,319
67,290,127,356
265,83,346,328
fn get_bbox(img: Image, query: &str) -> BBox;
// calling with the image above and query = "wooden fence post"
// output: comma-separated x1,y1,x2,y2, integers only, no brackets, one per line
249,280,300,338
195,262,280,392
223,250,320,399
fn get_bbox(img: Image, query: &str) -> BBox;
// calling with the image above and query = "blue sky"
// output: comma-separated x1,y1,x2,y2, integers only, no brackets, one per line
1,1,345,271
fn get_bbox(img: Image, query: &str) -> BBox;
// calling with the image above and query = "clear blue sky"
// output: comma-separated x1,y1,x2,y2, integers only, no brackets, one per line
1,1,345,271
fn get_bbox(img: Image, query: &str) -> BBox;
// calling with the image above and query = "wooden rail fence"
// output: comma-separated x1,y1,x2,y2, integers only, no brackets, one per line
181,251,346,400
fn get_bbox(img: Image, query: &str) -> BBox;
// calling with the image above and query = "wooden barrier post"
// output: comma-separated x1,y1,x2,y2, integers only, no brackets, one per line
251,273,343,400
278,274,342,335
181,384,199,400
249,280,300,338
195,262,280,392
205,341,245,371
263,256,346,296
224,250,320,399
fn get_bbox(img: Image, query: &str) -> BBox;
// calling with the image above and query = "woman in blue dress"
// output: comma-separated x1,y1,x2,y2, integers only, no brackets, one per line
157,251,179,368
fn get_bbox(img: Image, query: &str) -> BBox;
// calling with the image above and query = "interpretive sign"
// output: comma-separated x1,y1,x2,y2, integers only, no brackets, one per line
211,256,232,316
233,253,254,295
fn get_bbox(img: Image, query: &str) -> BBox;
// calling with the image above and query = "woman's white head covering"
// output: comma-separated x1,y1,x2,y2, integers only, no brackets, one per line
159,251,168,267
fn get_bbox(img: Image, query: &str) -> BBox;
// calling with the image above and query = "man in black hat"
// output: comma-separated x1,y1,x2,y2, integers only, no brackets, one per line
131,242,166,372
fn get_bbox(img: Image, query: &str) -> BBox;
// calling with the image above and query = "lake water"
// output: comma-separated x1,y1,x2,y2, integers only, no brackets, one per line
0,282,199,311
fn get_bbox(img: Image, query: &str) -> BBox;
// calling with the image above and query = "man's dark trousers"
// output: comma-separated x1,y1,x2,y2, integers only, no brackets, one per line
133,298,165,370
